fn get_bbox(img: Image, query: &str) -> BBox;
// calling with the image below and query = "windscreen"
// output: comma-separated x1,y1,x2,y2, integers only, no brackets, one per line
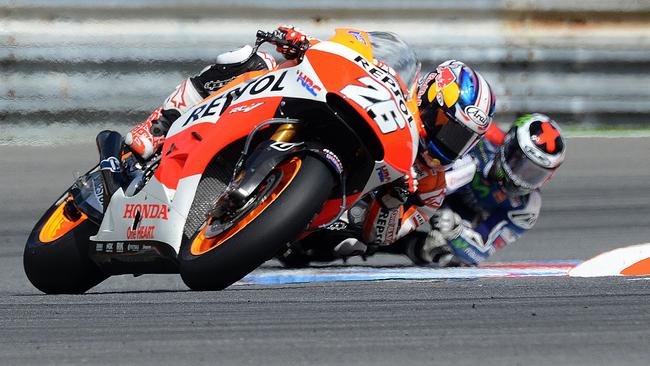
367,31,421,92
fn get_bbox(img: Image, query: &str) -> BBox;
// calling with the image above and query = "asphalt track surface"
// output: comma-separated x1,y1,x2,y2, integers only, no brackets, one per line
1,137,650,365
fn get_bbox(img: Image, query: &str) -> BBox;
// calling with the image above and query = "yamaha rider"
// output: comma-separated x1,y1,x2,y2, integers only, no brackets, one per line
396,113,566,267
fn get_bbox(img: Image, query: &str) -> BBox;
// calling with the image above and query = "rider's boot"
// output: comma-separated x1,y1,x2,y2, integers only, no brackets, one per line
96,130,128,209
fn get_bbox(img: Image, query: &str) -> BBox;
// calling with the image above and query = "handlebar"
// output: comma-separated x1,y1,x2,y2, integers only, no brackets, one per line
255,30,309,54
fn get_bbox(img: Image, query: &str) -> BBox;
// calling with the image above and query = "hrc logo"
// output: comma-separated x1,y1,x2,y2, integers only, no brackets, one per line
296,71,321,97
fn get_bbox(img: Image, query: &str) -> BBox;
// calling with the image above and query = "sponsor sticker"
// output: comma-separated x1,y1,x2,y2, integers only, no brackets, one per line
347,30,367,45
296,71,322,97
123,203,169,220
182,70,288,127
229,102,264,114
127,225,155,240
341,56,414,135
375,165,391,183
270,141,300,152
435,66,456,91
322,149,343,174
100,157,121,173
464,106,490,128
204,78,234,92
91,175,104,206
94,242,152,253
326,221,348,231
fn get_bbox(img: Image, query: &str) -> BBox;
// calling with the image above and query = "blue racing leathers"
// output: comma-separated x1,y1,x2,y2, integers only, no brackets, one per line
441,139,541,265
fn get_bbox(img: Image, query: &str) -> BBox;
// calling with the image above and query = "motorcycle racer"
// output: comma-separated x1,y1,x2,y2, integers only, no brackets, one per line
279,60,497,265
122,26,495,261
398,113,566,267
358,60,496,246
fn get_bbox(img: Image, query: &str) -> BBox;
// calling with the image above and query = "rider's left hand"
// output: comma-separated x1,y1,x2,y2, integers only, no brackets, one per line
275,25,309,59
431,208,462,240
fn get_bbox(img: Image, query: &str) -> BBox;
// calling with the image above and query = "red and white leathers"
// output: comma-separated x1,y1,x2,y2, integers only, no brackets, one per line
362,157,446,247
125,26,314,159
125,45,277,159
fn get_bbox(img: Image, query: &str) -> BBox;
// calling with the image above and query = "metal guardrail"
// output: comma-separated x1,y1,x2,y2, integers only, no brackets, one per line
1,0,649,127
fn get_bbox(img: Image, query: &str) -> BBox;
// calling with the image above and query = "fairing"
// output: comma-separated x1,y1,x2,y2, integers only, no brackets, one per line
92,29,420,255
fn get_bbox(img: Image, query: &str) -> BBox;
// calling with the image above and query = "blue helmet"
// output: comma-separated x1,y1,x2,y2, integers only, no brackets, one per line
417,60,496,166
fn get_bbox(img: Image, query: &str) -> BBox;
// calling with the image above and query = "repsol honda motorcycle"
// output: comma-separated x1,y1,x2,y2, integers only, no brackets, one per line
24,28,422,293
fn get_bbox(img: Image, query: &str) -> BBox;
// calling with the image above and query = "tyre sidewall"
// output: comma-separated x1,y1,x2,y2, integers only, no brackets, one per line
179,155,334,290
23,198,106,294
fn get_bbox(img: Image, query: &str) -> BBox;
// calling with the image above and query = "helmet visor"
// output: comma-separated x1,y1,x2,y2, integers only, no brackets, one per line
423,109,481,165
501,139,555,190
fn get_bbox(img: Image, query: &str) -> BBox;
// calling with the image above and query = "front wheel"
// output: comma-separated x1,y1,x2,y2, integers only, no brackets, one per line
179,155,335,290
23,194,106,294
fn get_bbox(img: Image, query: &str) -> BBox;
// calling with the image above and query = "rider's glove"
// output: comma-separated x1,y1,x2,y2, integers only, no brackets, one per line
378,177,411,210
405,231,462,267
149,113,174,137
275,25,309,59
431,208,462,240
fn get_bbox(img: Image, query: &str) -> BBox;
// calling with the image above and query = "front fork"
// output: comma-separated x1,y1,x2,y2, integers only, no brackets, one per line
206,119,347,238
271,123,298,142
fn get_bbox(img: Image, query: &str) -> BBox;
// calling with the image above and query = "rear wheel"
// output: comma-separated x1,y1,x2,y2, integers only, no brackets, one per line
179,155,335,290
23,194,106,294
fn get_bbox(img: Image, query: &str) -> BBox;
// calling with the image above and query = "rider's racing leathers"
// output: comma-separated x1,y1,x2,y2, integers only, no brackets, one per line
125,45,277,159
439,128,542,266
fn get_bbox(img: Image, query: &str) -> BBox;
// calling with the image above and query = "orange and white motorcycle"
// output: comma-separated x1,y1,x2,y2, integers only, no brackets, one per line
24,29,422,293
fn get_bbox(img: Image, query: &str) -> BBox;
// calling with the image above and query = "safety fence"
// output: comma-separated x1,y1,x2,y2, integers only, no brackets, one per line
1,0,649,128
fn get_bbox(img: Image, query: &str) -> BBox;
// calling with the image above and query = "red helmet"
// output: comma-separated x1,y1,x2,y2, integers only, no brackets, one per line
417,60,496,166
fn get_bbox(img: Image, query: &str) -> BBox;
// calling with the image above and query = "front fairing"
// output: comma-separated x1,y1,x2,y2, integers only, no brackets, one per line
158,35,419,192
305,39,419,175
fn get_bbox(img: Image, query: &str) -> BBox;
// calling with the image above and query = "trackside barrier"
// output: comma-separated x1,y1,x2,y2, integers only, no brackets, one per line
1,0,649,127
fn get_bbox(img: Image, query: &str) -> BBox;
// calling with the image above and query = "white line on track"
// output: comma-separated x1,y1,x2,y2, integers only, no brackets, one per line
237,262,578,286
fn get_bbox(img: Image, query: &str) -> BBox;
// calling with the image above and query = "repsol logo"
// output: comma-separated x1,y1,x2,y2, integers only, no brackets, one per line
374,209,390,242
353,56,408,103
123,204,169,220
183,70,288,127
340,56,414,134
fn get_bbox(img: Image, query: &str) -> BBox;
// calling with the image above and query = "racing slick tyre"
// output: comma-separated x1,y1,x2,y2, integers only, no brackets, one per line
23,194,106,294
179,155,335,290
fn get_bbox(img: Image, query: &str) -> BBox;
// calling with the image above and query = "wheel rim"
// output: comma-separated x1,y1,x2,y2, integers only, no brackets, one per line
190,157,302,256
38,197,87,243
